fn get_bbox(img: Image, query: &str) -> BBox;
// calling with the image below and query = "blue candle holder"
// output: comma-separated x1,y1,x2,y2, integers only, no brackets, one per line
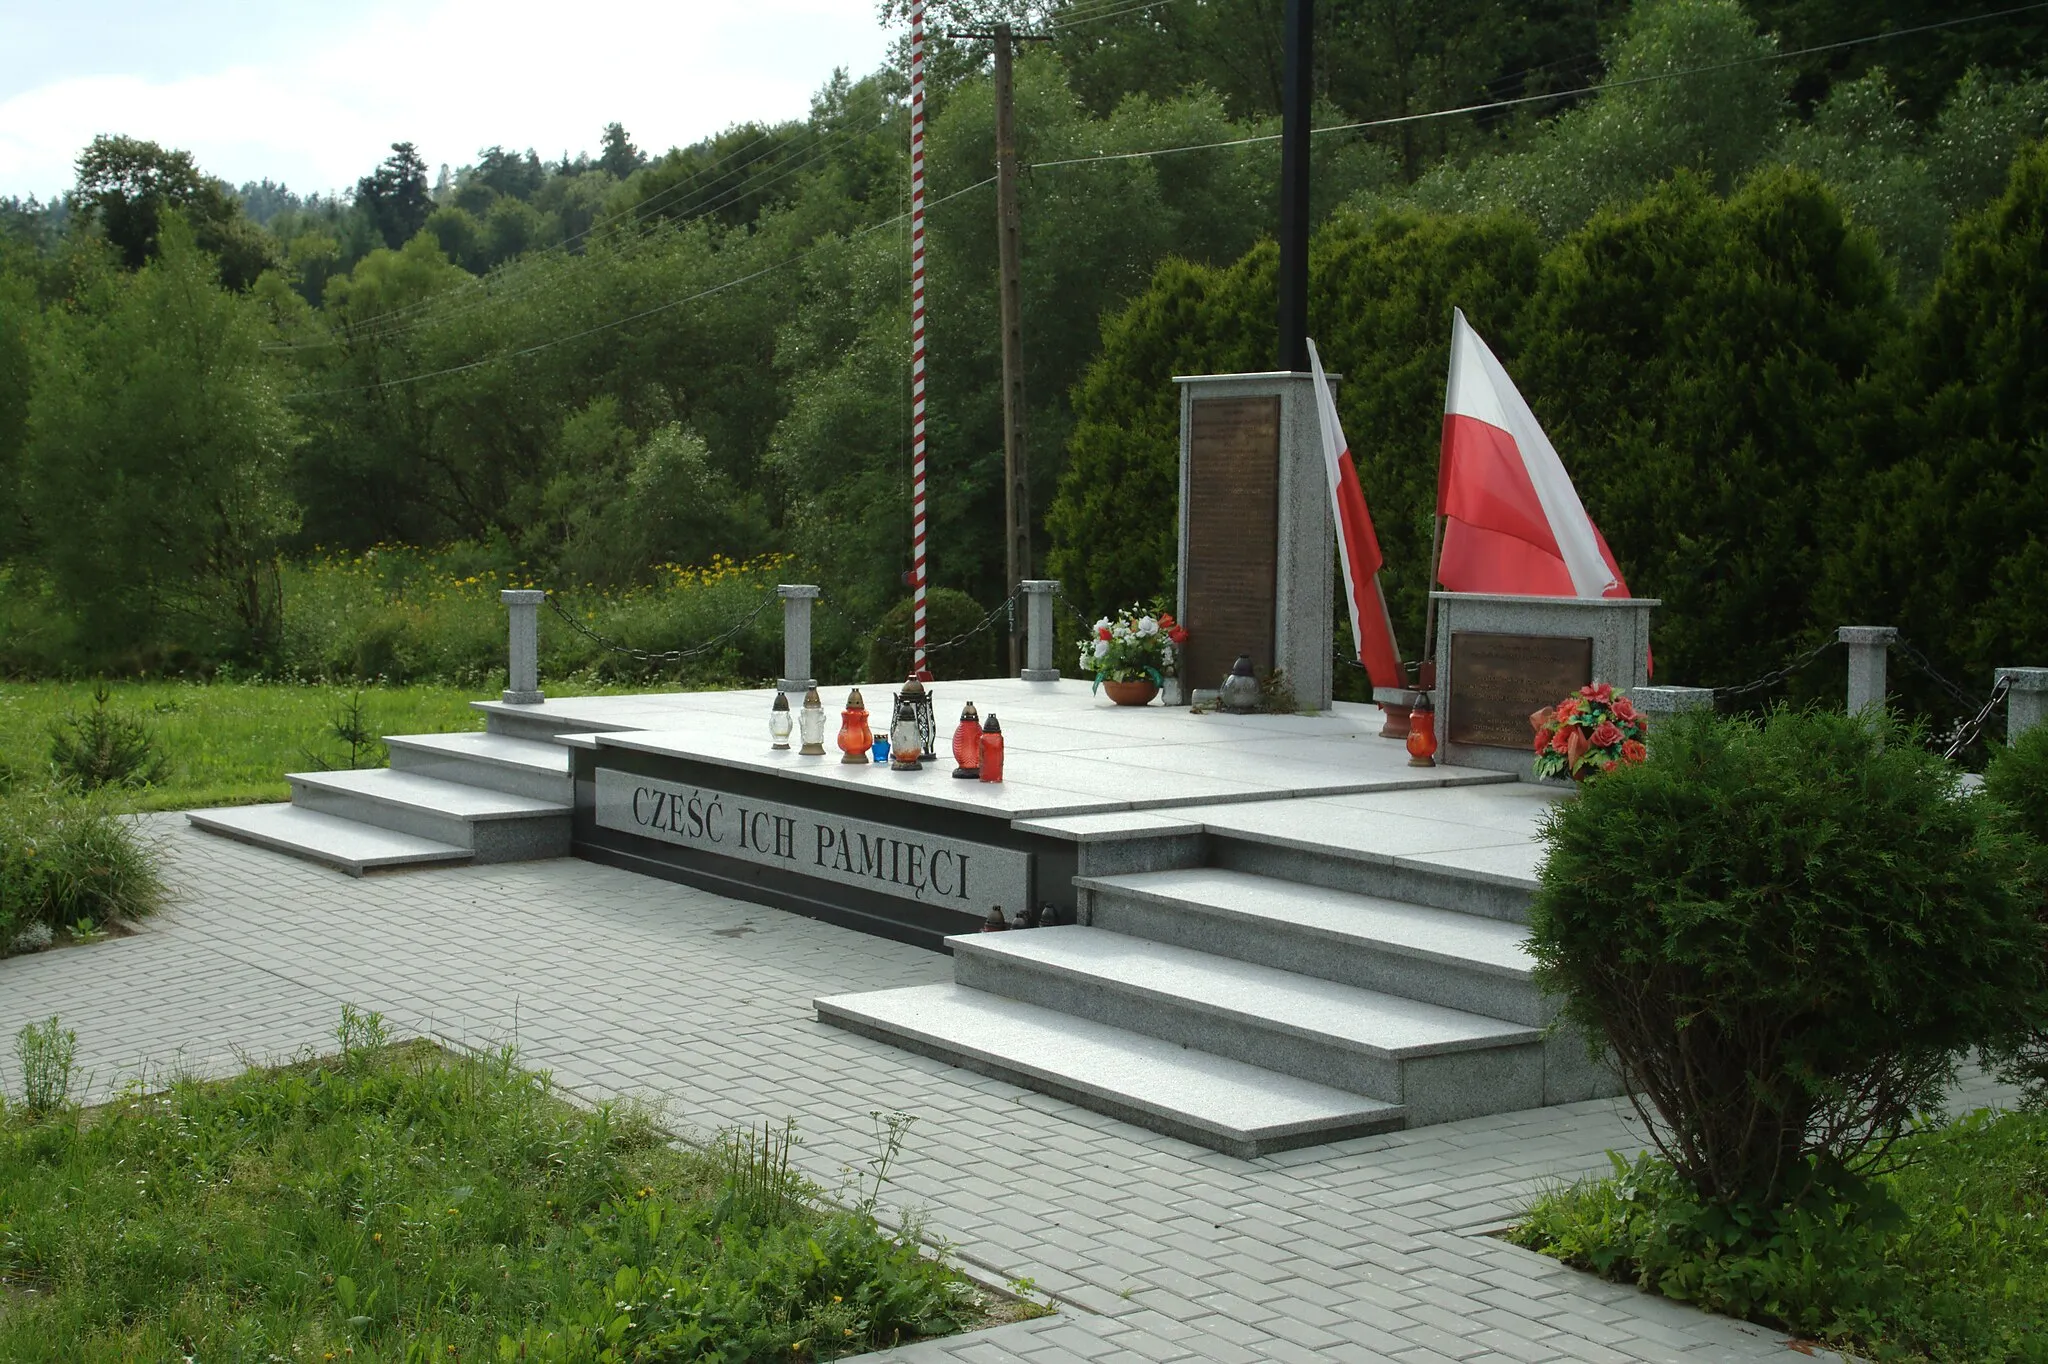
871,735,891,763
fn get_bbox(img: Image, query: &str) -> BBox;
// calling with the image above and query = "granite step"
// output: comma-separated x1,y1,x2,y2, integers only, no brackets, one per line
386,731,574,803
186,803,473,877
950,926,1544,1126
287,769,570,863
1207,828,1536,924
814,981,1406,1158
1078,867,1543,1026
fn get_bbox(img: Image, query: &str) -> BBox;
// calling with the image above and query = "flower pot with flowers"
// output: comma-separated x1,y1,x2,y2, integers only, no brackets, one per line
1530,683,1649,781
1078,602,1187,705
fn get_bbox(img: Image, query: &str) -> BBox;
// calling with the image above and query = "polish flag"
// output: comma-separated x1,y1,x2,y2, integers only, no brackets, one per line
1438,308,1632,600
1307,339,1405,692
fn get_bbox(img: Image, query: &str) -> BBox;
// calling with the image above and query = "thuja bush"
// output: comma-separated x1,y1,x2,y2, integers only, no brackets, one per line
1529,706,2045,1208
1981,722,2048,1104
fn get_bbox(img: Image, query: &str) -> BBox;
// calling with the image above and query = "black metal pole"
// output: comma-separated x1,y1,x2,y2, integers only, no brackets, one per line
1277,0,1313,373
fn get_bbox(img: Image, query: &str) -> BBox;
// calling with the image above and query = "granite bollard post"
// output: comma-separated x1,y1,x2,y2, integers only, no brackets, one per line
1997,668,2048,744
1019,579,1060,682
1629,685,1714,758
501,589,546,705
1838,626,1897,716
778,584,820,694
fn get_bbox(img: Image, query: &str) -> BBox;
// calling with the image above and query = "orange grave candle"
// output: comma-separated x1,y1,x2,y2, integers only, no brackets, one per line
977,713,1005,782
836,688,872,763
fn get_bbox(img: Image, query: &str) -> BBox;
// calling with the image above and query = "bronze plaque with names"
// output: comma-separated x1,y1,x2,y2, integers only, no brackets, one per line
1447,631,1595,749
1183,396,1280,689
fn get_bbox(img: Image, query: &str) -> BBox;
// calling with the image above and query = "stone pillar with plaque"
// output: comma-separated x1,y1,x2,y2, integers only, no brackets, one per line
1175,373,1335,711
1429,592,1659,778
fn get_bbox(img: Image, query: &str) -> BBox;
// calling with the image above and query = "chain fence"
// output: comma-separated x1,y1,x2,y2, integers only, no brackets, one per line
1710,636,1838,701
1938,673,2013,760
543,590,778,667
816,592,1020,663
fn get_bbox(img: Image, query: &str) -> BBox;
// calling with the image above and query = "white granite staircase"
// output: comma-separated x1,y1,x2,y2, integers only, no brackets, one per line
187,731,572,877
818,838,1615,1157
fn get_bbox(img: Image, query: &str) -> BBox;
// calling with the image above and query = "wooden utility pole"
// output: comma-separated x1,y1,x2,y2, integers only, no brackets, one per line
954,23,1048,674
1277,0,1313,374
994,23,1030,675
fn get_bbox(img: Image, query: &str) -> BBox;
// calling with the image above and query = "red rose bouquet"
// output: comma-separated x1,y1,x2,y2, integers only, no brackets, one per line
1529,683,1649,781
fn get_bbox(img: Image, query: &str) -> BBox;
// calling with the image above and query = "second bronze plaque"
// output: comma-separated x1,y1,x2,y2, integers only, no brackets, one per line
1182,396,1280,690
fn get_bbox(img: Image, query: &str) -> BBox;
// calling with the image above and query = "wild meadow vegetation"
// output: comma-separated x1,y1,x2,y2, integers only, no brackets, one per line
1511,714,2048,1360
0,1009,998,1360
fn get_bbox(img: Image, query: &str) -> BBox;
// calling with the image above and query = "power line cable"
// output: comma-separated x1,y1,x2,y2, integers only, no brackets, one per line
1025,0,2048,169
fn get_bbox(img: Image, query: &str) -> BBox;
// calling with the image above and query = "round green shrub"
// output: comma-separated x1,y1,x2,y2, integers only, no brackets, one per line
1529,705,2046,1207
1985,721,2048,848
861,589,1003,684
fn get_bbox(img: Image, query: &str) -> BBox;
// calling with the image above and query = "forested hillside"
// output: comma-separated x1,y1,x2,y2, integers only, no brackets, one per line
0,0,2043,708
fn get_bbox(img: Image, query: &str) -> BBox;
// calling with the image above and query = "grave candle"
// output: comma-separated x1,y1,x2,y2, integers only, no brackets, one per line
951,702,982,779
769,691,793,749
798,687,828,755
977,713,1005,782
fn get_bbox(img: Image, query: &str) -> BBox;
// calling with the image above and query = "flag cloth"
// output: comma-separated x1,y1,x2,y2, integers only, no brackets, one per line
1438,307,1632,600
1307,338,1405,691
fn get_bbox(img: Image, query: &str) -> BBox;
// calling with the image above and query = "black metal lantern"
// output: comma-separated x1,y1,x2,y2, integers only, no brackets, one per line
900,675,938,764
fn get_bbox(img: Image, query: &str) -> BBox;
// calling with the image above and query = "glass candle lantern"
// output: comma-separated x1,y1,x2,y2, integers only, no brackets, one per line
837,688,872,763
769,691,793,749
900,675,938,764
798,687,828,755
1406,696,1438,768
950,702,982,779
1219,654,1261,713
977,713,1005,783
888,699,924,770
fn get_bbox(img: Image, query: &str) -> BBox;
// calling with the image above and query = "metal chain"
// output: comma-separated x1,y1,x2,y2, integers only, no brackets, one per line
820,593,1019,657
1713,637,1838,700
545,590,777,666
1940,673,2012,761
1891,636,1981,711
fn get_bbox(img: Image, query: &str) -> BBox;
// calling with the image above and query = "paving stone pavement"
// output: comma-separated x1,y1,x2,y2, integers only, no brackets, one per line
2,816,2001,1362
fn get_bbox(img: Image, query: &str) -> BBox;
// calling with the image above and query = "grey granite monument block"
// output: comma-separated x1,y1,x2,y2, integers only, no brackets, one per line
777,584,820,694
1019,579,1061,681
500,589,546,705
1838,625,1896,715
1175,372,1335,711
1998,667,2048,744
1632,685,1715,757
1429,592,1658,779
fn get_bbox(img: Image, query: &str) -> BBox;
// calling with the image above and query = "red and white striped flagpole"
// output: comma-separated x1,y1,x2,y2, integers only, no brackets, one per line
909,0,931,676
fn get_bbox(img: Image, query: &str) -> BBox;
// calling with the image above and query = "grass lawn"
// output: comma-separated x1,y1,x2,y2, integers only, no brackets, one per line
0,680,636,812
0,1010,1005,1360
1511,1109,2048,1361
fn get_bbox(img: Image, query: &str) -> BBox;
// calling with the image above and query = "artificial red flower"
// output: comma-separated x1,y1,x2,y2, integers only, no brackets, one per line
1590,721,1624,748
1096,625,1111,640
1583,682,1613,703
1603,760,1618,772
1555,699,1580,722
1550,728,1571,755
1611,696,1638,722
1168,626,1188,644
1621,739,1647,764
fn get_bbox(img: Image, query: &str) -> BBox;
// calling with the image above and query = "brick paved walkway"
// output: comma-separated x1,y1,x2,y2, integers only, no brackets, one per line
5,817,1989,1363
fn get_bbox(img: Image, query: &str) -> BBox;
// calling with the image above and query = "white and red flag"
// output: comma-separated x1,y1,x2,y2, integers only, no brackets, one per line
1438,308,1632,600
1307,339,1405,692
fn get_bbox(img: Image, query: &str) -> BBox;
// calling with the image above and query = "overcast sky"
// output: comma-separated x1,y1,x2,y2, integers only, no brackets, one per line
0,1,897,201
